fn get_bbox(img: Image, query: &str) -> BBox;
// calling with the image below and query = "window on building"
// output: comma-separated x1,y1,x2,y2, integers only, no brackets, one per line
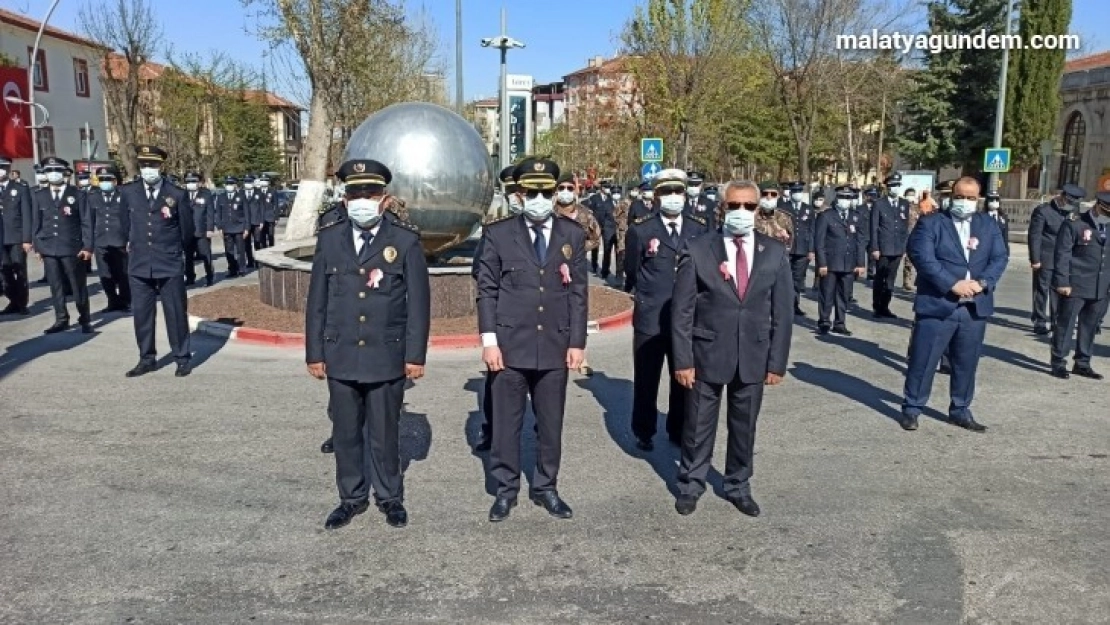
1057,112,1085,189
73,58,90,97
37,126,55,156
28,47,48,91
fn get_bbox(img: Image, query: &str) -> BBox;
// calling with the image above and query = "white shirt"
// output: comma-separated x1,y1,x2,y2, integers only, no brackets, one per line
352,221,381,252
482,216,554,348
954,217,973,300
662,214,683,238
723,233,755,281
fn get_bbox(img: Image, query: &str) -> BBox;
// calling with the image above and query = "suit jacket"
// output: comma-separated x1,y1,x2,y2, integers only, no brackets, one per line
246,190,267,226
305,216,429,382
216,190,249,233
1052,211,1110,300
855,203,872,247
31,184,92,256
985,210,1010,255
1027,201,1072,268
88,188,129,249
588,194,618,236
907,212,1008,319
684,196,718,230
120,179,193,279
1,179,33,245
784,201,815,255
628,199,652,224
671,232,793,385
624,212,709,335
869,197,910,256
814,208,866,272
476,214,588,370
185,188,216,237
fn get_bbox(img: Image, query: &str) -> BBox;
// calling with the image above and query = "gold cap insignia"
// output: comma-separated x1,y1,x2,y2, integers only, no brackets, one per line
383,246,397,263
533,162,544,172
353,162,366,173
141,146,149,154
562,244,572,259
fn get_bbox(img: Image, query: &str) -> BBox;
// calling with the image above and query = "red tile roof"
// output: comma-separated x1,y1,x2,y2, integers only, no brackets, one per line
103,54,302,110
1065,51,1110,72
564,56,633,79
0,7,108,51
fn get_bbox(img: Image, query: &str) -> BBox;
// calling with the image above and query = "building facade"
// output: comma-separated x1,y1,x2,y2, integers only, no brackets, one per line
0,8,109,175
532,81,565,137
562,56,639,128
1056,51,1110,196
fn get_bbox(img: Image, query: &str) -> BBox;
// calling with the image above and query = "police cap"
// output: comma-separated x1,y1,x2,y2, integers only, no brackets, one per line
985,190,1000,200
243,174,256,184
758,181,778,193
864,186,879,197
96,167,120,180
834,185,855,197
686,171,705,185
884,173,903,187
76,171,90,180
653,168,687,191
1096,191,1110,206
499,165,517,184
184,171,201,183
1061,183,1086,200
40,156,69,170
0,154,11,167
936,179,955,193
337,159,391,190
224,175,238,184
135,144,168,163
787,181,805,192
514,158,559,191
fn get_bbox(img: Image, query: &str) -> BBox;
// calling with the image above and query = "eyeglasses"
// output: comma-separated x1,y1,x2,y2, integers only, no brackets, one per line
725,201,759,211
655,188,684,196
525,189,554,199
556,184,576,192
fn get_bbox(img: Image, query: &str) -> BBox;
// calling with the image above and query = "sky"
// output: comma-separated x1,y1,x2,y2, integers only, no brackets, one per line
11,0,1108,105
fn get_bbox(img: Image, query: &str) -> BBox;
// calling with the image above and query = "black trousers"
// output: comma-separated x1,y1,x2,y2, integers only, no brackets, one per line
130,274,190,365
328,376,405,506
251,225,266,251
95,246,130,308
1031,267,1058,329
1,243,29,309
184,236,214,283
481,371,496,439
789,254,809,307
1051,295,1110,368
262,221,276,248
631,332,685,441
43,255,89,324
223,231,247,275
490,366,568,499
591,232,616,277
677,374,765,499
818,271,853,327
872,255,902,313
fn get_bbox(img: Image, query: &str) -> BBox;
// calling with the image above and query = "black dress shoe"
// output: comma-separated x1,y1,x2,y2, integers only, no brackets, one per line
126,362,156,378
951,417,987,433
320,437,334,454
1033,326,1050,335
674,496,697,516
1072,366,1104,380
378,501,408,527
635,437,654,452
80,322,94,334
831,325,852,336
794,307,806,316
530,491,573,519
184,278,196,287
728,494,761,517
818,325,830,335
667,432,682,447
175,363,192,377
900,414,919,431
1050,367,1070,379
875,310,897,319
324,500,369,530
474,435,492,452
938,363,952,375
205,277,214,287
43,322,69,334
488,497,516,522
1,305,29,315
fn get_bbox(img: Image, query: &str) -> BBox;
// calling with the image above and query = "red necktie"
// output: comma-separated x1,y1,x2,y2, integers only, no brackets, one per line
734,237,749,299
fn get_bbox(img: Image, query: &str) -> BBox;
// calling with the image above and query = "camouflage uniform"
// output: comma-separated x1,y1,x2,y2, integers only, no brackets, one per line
557,203,602,252
754,208,794,246
614,199,630,280
902,203,924,290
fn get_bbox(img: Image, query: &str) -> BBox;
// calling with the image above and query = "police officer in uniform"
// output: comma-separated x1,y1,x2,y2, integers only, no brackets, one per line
121,146,194,378
810,191,827,291
306,158,430,530
1,154,33,315
1029,184,1084,334
216,176,250,277
258,174,278,248
183,171,216,287
783,181,815,316
1049,191,1110,380
75,170,92,192
983,191,1009,254
586,183,618,279
624,169,709,450
31,157,94,333
870,173,910,318
476,158,588,522
88,167,131,312
244,175,265,255
628,181,654,223
684,171,717,230
814,185,866,335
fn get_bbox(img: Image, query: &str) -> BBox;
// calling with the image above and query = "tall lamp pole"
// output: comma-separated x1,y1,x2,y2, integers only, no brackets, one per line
27,0,63,165
455,0,464,114
481,8,524,171
989,0,1016,194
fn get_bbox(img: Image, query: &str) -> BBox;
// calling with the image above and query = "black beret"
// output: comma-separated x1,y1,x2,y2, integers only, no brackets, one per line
758,181,778,192
557,172,576,185
337,159,391,188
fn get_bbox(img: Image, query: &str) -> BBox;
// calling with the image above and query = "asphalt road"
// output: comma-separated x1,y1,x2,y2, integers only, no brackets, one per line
1,241,1108,623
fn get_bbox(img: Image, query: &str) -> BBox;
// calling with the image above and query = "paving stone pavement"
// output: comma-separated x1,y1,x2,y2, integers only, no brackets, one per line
1,240,1108,624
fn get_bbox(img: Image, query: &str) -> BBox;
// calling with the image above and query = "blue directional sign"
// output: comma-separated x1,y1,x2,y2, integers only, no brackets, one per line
641,138,663,163
641,162,661,180
983,148,1012,173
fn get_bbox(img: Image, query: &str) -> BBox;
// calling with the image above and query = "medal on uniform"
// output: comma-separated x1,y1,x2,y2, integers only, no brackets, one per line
383,246,397,263
562,243,572,259
67,196,75,204
165,197,176,207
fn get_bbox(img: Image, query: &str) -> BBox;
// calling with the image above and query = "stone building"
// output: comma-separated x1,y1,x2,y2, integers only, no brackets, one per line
1057,51,1110,196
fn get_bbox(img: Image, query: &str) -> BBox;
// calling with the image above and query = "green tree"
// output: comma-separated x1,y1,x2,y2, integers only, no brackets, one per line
233,97,284,175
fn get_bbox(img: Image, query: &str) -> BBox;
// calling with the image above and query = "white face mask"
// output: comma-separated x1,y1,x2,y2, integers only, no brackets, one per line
99,181,115,192
555,190,576,205
244,183,255,190
186,182,198,192
888,188,900,197
836,198,852,211
987,200,999,211
643,191,654,200
612,192,621,200
659,194,685,215
905,195,917,202
686,185,701,198
45,171,64,185
630,190,640,199
706,192,717,201
759,197,778,211
78,179,90,187
0,168,7,179
225,185,236,193
723,209,755,236
523,195,554,221
790,192,803,202
950,199,977,218
259,182,270,189
347,198,382,227
140,167,161,185
36,174,46,184
506,193,523,214
814,199,826,208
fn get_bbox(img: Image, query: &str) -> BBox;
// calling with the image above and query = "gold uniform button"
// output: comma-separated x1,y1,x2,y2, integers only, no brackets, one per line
359,315,366,322
359,292,366,298
539,269,545,275
537,324,543,331
538,306,544,312
358,340,365,346
539,287,545,292
359,268,366,275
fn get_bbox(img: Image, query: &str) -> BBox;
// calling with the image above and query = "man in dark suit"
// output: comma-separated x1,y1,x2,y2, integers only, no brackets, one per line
814,186,867,335
88,167,131,313
586,184,618,279
306,158,430,530
476,158,589,523
870,173,911,318
215,176,250,278
624,169,709,451
683,171,717,230
1049,191,1110,380
0,154,34,315
783,181,815,316
671,179,793,517
121,145,194,378
31,157,94,334
901,177,1008,432
1028,184,1085,334
183,172,216,287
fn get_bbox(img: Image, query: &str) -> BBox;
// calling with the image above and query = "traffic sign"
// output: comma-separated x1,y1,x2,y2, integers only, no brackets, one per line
641,162,661,180
983,148,1012,173
641,138,663,163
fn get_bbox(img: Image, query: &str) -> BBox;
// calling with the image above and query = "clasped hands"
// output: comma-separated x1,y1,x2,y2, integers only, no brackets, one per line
950,279,983,299
675,369,783,389
482,346,585,372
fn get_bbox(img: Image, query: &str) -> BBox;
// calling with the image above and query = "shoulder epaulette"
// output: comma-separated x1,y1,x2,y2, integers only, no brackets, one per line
633,214,652,225
391,218,421,234
486,213,517,226
558,213,584,228
318,216,347,231
687,214,706,226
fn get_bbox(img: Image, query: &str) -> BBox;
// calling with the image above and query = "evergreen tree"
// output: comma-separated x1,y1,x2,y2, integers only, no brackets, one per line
1004,0,1072,168
895,2,962,170
234,97,284,175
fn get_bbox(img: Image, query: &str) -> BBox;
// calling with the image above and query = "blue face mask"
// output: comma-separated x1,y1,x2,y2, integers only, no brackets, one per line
99,181,115,192
347,198,382,227
723,209,755,236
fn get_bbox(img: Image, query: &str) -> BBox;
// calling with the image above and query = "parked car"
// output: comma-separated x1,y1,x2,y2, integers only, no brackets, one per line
277,190,296,217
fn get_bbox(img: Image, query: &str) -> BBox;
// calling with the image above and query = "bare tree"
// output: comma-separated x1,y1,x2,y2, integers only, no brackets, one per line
79,0,161,177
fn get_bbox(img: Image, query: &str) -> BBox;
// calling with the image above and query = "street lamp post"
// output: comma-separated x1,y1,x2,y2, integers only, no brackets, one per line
455,0,464,115
481,8,524,172
989,0,1016,194
27,0,64,165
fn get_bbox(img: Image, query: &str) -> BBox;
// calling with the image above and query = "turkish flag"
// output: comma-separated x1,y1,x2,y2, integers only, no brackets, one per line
0,67,33,158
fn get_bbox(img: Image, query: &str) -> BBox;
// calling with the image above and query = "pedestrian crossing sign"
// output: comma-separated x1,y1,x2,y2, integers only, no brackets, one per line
983,148,1011,173
641,138,663,163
